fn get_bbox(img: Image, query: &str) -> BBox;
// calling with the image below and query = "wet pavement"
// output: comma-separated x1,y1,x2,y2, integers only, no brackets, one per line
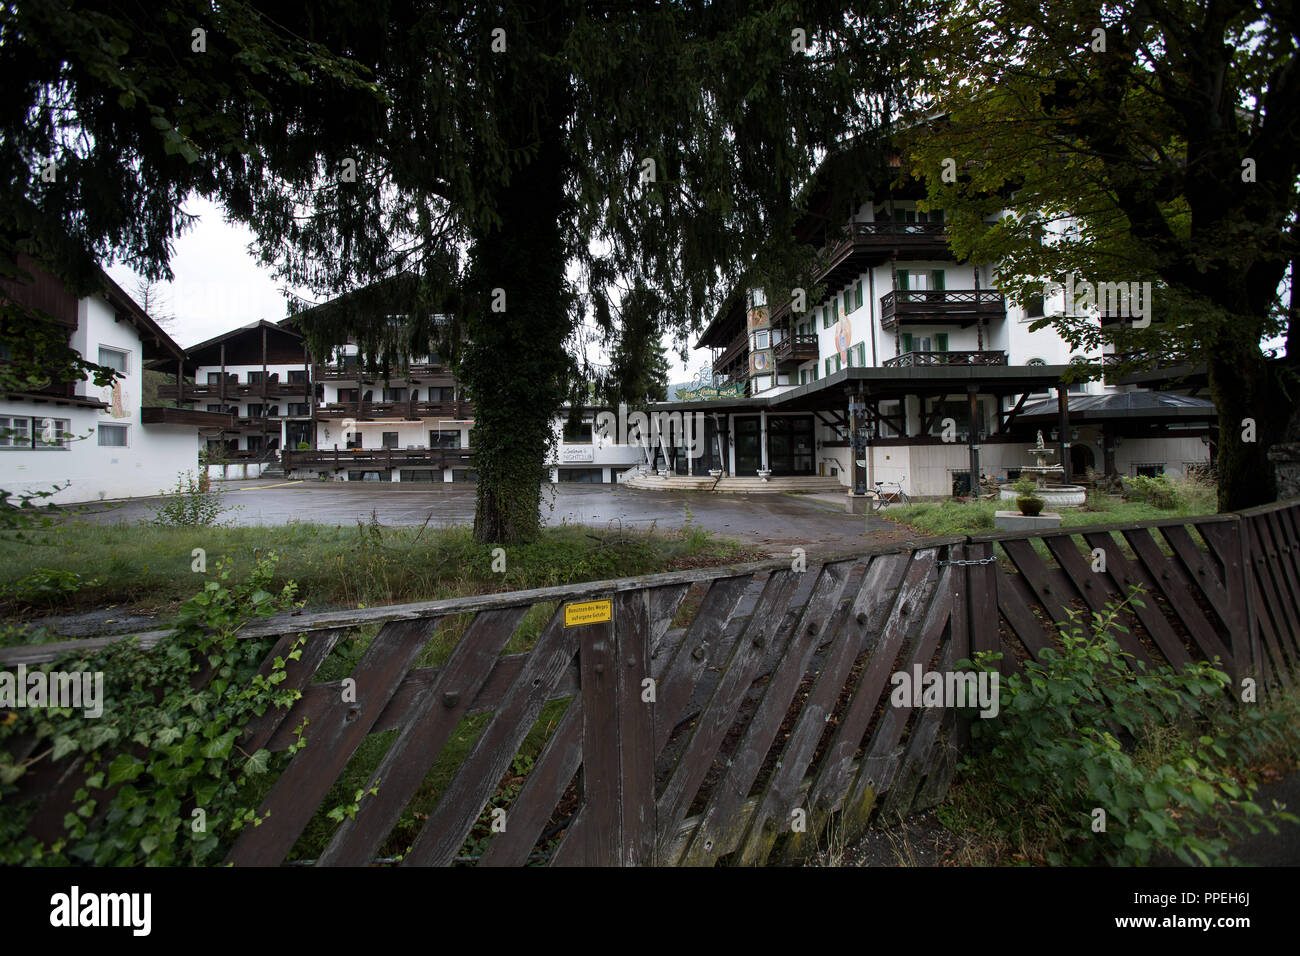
72,479,901,554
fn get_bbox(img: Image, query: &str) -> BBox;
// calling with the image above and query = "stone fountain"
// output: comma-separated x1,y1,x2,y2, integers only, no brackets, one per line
999,431,1087,507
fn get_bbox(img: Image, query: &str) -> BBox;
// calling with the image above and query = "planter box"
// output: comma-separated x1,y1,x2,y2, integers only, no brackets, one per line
994,510,1062,531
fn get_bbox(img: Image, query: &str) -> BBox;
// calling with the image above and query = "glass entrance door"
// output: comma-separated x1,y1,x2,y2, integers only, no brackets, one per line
734,417,761,475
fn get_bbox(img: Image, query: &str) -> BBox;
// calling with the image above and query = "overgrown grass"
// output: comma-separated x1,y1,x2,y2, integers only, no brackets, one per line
0,514,762,641
885,474,1219,538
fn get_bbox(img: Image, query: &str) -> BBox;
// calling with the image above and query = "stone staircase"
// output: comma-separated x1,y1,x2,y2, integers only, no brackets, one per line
620,472,846,494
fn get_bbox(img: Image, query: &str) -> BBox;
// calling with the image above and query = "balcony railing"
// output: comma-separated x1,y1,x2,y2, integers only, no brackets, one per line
879,290,1007,329
315,400,474,420
772,334,819,365
882,350,1009,369
282,447,474,470
711,337,749,375
313,362,452,380
159,381,310,400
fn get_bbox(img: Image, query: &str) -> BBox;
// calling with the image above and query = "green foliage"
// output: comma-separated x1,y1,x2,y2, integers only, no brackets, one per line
956,590,1289,865
1011,476,1040,498
0,554,302,865
152,470,240,527
1125,474,1180,510
1,568,99,607
905,1,1299,510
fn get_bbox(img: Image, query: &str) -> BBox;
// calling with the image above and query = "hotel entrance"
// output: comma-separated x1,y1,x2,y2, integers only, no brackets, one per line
733,415,815,476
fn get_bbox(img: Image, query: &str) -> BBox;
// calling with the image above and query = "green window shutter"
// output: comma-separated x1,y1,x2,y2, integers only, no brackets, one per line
901,333,914,353
931,270,945,290
835,355,842,372
825,357,831,375
854,280,864,312
857,343,867,365
935,333,949,352
896,269,909,291
811,366,818,381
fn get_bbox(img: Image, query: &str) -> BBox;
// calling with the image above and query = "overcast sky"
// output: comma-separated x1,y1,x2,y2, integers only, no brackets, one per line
105,194,702,383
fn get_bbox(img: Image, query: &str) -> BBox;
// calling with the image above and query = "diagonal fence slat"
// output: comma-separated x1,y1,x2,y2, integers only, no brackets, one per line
402,605,578,866
317,606,531,866
731,551,911,866
226,616,444,866
677,558,859,866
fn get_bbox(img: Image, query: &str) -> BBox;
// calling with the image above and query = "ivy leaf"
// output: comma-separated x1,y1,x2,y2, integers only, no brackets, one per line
106,753,144,787
51,734,79,762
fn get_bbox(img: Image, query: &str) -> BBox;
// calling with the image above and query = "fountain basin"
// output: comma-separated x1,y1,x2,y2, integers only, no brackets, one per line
1000,484,1086,507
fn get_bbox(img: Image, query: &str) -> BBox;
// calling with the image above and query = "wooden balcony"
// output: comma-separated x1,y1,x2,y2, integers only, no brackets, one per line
711,337,749,376
879,290,1006,330
772,334,819,366
314,400,474,420
314,362,452,381
819,221,949,288
882,350,1008,368
282,447,475,471
159,381,310,400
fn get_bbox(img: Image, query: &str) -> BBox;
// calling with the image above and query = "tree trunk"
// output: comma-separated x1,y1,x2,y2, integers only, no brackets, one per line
461,106,572,545
1207,343,1286,512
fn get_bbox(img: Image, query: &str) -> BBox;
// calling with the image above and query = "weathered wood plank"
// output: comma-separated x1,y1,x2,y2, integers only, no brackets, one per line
678,559,857,866
1122,526,1232,669
226,616,443,866
402,605,578,866
317,607,530,866
615,588,657,866
1081,531,1191,670
653,568,804,855
731,552,911,867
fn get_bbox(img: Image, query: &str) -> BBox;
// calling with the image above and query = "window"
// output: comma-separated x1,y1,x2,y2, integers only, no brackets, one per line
0,416,31,448
248,370,265,384
559,467,604,483
1135,463,1165,478
382,432,399,449
286,403,309,417
207,372,222,385
288,370,308,384
901,332,914,354
896,269,909,291
563,421,593,444
821,306,832,329
34,417,71,449
853,280,864,312
247,435,264,453
1068,356,1089,394
97,424,127,447
856,343,867,365
383,387,407,402
207,404,223,413
753,330,769,350
430,430,461,449
338,388,359,403
97,347,128,374
247,404,264,418
345,432,362,449
752,374,771,392
1025,296,1045,319
427,386,456,402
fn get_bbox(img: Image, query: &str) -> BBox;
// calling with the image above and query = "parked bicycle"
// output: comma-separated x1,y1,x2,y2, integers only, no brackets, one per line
864,479,910,511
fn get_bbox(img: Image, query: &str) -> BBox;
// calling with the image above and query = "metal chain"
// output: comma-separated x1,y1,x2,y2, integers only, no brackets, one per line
936,556,998,567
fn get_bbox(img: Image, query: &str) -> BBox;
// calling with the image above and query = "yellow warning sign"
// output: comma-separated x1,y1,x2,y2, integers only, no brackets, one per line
564,599,612,627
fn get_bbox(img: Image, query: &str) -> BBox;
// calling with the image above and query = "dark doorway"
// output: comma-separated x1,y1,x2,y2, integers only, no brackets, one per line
1071,443,1095,477
734,417,761,475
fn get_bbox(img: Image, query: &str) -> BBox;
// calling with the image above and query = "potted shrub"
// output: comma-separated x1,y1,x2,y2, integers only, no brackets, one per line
1013,476,1044,516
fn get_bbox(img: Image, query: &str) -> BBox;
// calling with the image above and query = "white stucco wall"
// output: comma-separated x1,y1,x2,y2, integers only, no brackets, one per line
2,296,200,505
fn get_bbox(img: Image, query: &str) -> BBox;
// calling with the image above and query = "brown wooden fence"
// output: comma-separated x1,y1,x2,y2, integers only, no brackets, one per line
4,499,1299,866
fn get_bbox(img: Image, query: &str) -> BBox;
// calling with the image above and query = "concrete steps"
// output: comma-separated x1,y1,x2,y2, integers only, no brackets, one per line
621,473,846,494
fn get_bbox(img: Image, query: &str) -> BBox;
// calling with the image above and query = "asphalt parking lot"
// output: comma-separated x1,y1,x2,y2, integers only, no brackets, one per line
74,479,900,554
